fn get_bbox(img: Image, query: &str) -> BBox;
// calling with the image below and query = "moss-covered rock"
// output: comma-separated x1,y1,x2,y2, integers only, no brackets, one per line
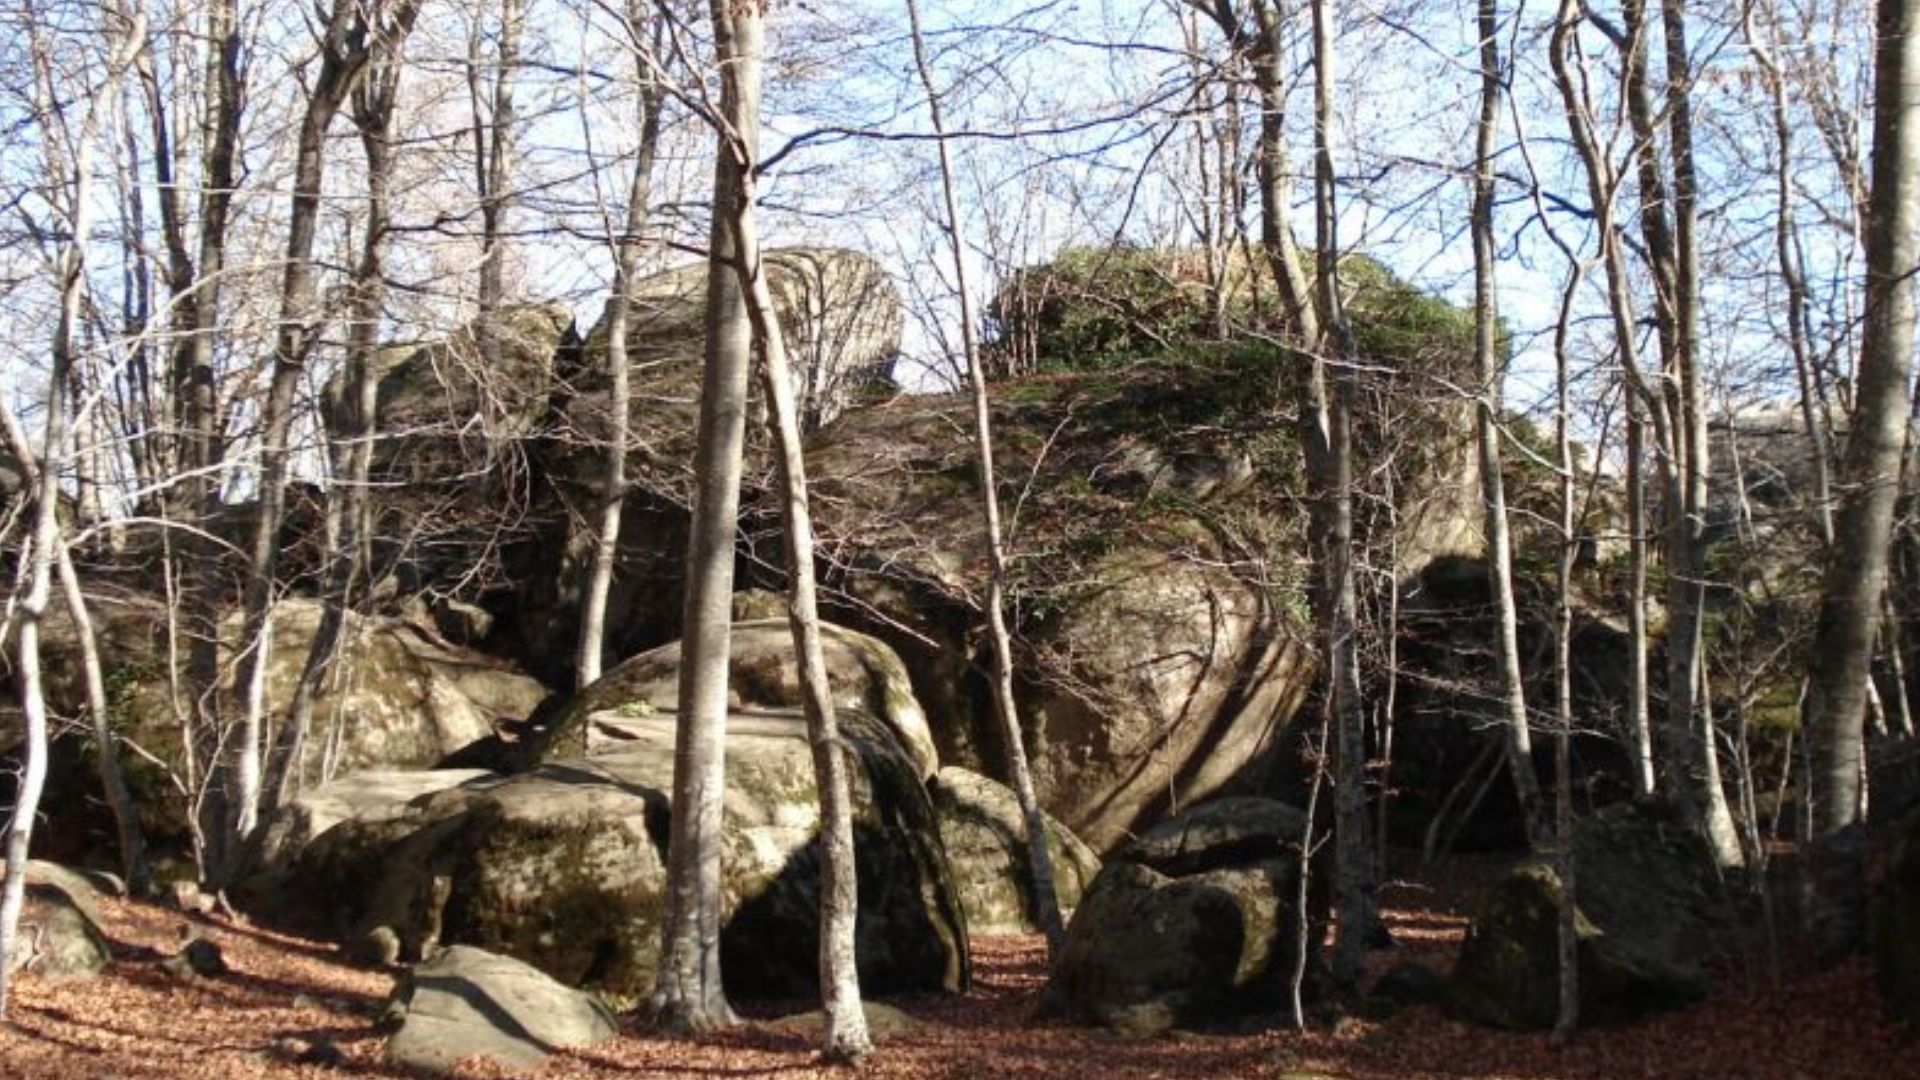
1875,804,1920,1026
522,617,937,780
1449,802,1741,1029
1046,797,1317,1032
931,766,1101,934
256,709,966,1003
20,594,545,855
1,861,113,980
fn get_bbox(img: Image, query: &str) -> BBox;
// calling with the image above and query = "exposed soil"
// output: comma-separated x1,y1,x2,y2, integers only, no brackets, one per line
0,866,1910,1079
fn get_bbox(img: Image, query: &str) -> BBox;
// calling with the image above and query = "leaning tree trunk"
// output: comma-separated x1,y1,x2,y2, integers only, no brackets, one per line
728,131,874,1063
0,408,150,892
650,0,759,1034
576,4,664,689
1803,0,1920,953
1472,0,1548,852
265,15,417,812
905,0,1065,954
229,4,392,857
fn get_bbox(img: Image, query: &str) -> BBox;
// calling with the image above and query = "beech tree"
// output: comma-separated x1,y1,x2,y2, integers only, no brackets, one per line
575,1,666,690
228,0,419,855
1803,0,1920,951
1471,0,1547,852
651,0,756,1035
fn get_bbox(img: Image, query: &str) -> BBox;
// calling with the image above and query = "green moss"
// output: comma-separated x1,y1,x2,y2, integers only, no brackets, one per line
445,811,665,1004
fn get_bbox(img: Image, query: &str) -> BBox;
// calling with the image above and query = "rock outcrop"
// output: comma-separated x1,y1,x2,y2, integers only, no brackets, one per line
383,945,617,1075
803,363,1333,853
1046,797,1319,1033
499,249,902,682
256,709,966,1002
930,766,1101,934
523,617,937,780
30,594,545,850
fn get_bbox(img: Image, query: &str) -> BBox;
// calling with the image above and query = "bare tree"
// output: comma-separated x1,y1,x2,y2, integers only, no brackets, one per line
905,0,1065,955
576,1,666,689
0,410,148,893
0,3,143,1015
1616,0,1742,867
729,110,875,1068
651,0,755,1035
265,10,420,812
1306,0,1378,990
1803,0,1920,952
1471,0,1547,851
229,0,417,854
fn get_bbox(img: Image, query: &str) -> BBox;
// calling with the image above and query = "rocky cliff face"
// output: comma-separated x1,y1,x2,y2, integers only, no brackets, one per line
318,246,1481,855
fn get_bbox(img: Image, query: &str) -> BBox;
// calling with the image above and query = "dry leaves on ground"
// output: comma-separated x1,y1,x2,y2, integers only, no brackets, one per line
0,879,1910,1079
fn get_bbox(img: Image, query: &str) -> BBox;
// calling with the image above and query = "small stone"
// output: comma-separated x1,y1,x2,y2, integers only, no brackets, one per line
160,937,227,978
168,880,216,916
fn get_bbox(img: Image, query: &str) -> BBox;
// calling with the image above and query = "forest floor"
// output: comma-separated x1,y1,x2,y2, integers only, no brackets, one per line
0,860,1911,1080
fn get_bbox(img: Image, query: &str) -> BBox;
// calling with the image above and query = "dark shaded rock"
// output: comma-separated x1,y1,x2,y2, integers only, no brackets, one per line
930,766,1101,934
384,945,616,1075
1449,803,1741,1029
1875,804,1920,1026
1047,796,1318,1032
1371,961,1446,1007
158,937,228,980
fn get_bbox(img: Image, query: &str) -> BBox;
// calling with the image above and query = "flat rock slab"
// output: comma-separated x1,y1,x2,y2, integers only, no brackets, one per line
385,945,617,1074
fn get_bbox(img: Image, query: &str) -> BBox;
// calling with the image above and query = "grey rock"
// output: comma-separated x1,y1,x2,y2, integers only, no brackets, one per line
384,945,616,1075
1047,797,1319,1032
930,766,1101,934
266,710,967,1003
2,862,113,980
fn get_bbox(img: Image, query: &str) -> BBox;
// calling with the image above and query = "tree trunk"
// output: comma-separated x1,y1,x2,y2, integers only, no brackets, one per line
174,0,242,881
577,6,665,689
0,411,150,893
229,5,393,857
1,13,141,1012
265,20,416,812
650,0,760,1034
906,0,1065,955
1472,0,1548,852
1804,0,1920,952
1308,0,1378,989
472,0,523,374
727,133,874,1067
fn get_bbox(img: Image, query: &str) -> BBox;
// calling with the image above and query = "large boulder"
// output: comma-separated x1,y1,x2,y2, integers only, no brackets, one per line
261,709,966,1003
523,617,937,780
384,945,617,1075
1449,801,1743,1028
1046,797,1319,1033
240,767,494,886
26,594,546,852
328,304,580,600
931,766,1100,934
502,249,902,682
803,364,1329,853
1,861,114,980
1876,804,1920,1026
